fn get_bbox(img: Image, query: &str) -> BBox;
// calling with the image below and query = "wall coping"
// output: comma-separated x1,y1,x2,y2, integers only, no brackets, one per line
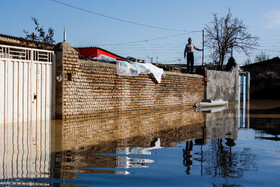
78,59,204,78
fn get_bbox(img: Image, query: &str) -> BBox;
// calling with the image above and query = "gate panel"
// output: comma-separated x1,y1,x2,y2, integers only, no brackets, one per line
13,62,17,123
41,64,46,121
18,62,23,124
0,60,4,124
23,61,29,123
0,44,55,124
7,60,13,123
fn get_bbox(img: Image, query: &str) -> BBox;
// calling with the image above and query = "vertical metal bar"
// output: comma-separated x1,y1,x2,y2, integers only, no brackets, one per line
51,54,56,119
237,73,241,128
4,59,6,124
247,72,250,128
202,29,205,66
45,64,47,120
27,60,29,123
22,62,24,123
17,62,20,125
242,74,245,128
40,63,43,121
36,62,38,122
12,61,15,125
30,50,33,123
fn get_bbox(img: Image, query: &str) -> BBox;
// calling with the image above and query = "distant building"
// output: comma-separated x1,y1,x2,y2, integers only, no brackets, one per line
241,57,280,99
76,47,124,59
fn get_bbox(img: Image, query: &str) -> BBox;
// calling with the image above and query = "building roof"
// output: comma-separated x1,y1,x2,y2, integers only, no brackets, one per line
76,46,124,59
241,57,280,70
0,33,55,50
241,57,280,80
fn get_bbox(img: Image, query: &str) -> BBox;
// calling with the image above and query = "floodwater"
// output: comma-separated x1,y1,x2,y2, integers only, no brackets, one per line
1,100,280,186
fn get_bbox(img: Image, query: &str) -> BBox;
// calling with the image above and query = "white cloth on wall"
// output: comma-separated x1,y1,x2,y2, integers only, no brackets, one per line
92,54,117,62
116,61,165,83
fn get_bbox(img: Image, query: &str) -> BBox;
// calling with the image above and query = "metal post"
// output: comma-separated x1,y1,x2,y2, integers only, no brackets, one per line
63,27,66,42
202,29,205,66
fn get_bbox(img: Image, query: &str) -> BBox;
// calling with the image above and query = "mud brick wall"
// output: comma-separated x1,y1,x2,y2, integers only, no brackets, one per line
55,42,205,120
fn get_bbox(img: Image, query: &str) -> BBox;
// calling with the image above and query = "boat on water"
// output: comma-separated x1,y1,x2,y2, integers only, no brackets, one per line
196,105,228,113
195,99,228,108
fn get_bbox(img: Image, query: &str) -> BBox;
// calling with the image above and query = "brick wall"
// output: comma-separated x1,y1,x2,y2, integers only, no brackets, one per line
55,42,205,119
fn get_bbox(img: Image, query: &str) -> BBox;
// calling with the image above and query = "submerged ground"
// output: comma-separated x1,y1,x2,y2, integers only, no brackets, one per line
1,100,280,186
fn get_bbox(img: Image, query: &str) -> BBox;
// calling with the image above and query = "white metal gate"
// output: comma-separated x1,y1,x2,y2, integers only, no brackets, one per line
0,44,55,124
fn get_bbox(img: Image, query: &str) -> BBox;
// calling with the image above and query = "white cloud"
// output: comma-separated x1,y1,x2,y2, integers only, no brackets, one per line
264,10,280,29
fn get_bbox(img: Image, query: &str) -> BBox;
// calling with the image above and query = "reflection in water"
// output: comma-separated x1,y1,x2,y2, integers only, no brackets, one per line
60,110,205,151
200,139,257,178
203,104,239,140
54,109,205,179
0,120,51,186
197,106,257,179
116,138,161,156
183,140,193,175
249,101,280,140
115,138,161,169
0,101,279,186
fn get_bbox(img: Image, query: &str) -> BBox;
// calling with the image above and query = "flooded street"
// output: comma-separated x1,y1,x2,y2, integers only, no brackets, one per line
1,100,280,186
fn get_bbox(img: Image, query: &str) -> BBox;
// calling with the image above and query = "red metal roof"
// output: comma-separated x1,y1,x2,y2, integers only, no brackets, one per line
76,47,124,59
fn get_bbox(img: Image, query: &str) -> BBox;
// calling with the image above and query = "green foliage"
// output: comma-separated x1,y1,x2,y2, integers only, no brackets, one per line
23,17,55,44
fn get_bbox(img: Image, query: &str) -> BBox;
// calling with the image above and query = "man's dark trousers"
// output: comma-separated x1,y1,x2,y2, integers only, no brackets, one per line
187,52,194,73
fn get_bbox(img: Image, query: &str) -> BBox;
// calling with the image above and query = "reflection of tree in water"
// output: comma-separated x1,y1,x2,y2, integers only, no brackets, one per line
201,139,257,178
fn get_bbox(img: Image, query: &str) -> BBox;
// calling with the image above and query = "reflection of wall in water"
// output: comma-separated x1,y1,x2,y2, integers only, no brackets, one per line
204,105,239,140
0,121,51,185
250,114,280,138
54,110,206,179
60,110,205,151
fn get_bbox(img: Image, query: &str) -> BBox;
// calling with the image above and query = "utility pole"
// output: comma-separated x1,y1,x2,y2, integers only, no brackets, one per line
202,29,205,66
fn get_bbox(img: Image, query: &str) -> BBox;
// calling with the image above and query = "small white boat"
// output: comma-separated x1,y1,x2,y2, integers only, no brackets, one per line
195,99,228,108
196,105,228,113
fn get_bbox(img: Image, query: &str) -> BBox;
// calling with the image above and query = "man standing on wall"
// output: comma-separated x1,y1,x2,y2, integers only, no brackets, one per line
184,37,203,73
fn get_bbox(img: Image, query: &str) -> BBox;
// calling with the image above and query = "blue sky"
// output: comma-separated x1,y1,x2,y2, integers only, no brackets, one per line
1,0,280,65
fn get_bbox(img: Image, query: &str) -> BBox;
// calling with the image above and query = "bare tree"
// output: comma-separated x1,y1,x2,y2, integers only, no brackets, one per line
255,52,269,62
23,17,55,44
205,9,259,69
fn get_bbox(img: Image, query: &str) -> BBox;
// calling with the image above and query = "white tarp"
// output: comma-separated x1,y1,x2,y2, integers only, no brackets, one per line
116,61,165,83
92,54,117,62
92,54,165,83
